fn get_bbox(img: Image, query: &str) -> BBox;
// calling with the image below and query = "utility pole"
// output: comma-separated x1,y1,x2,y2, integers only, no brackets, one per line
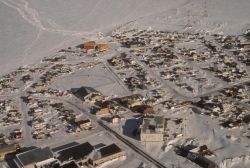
198,84,202,96
186,10,192,28
203,0,208,17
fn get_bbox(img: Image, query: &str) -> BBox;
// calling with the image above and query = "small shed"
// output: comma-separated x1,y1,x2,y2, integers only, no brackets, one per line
112,115,121,125
34,132,45,139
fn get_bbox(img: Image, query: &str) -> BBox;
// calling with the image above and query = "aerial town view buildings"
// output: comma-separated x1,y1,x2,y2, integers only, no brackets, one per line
0,1,250,167
0,27,250,168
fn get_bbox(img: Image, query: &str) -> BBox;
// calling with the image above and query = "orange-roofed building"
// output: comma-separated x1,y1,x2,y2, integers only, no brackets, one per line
97,44,108,51
84,41,96,50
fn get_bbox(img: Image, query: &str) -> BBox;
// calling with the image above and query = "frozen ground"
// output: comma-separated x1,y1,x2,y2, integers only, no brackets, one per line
0,1,250,168
0,0,250,76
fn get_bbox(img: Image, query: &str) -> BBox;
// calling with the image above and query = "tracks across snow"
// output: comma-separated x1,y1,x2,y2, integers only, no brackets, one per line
0,0,87,36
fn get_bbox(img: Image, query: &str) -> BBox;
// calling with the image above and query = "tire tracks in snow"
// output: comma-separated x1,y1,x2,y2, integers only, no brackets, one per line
0,0,88,36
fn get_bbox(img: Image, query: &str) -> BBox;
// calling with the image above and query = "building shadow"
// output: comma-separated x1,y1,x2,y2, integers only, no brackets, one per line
122,118,141,140
70,86,98,100
76,44,84,49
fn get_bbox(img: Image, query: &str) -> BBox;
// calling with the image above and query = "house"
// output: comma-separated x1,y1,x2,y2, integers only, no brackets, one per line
13,129,22,139
140,116,165,142
33,132,45,139
243,44,250,50
56,142,94,165
95,108,110,116
84,41,96,50
85,93,106,104
96,44,108,51
222,103,234,112
35,85,46,93
111,115,121,125
126,98,142,108
119,95,142,108
132,105,154,115
15,147,55,168
76,119,92,130
0,143,17,159
90,144,126,166
21,74,32,83
108,57,123,66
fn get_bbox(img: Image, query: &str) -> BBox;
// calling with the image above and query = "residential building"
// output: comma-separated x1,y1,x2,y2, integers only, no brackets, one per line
132,105,154,115
90,144,126,166
84,41,96,50
111,115,121,125
95,108,110,116
96,44,108,51
140,116,165,142
76,119,92,130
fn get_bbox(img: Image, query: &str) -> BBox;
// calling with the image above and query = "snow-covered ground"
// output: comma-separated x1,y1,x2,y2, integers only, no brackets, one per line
1,1,250,168
0,0,250,76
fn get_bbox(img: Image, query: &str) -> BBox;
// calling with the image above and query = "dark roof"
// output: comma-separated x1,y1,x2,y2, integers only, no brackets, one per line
142,116,164,133
0,133,4,140
175,146,218,168
76,119,91,125
72,87,97,100
17,147,53,166
74,87,88,98
51,163,61,168
61,161,79,168
57,142,94,163
52,142,79,153
132,105,154,114
99,144,122,158
243,114,250,123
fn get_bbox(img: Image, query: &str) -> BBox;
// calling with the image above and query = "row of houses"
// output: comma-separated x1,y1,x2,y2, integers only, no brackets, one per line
112,29,217,95
107,53,161,92
0,64,47,95
192,95,250,129
219,84,250,105
112,29,250,98
0,99,21,127
26,98,92,139
13,142,125,168
0,76,18,94
39,64,73,85
28,83,70,97
72,87,173,142
83,41,108,52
